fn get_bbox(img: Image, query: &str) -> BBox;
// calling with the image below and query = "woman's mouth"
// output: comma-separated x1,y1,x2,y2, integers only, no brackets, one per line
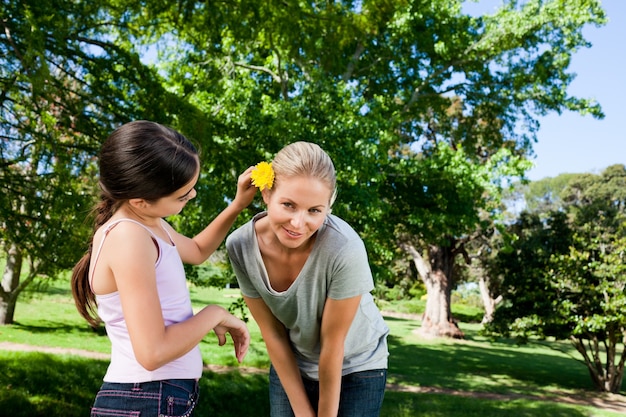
283,227,302,238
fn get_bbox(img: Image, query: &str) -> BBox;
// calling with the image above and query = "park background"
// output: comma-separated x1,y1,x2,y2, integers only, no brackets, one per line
1,0,625,415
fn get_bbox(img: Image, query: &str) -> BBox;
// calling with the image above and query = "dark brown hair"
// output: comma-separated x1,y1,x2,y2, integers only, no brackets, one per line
71,121,199,327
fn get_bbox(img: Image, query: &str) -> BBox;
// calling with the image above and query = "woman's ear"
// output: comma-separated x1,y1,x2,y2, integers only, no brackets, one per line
261,188,271,205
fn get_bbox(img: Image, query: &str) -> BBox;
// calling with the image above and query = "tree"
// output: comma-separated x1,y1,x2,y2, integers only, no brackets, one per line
375,0,605,337
515,172,580,214
0,0,195,324
474,171,595,326
488,165,626,393
387,142,528,337
120,0,606,337
1,0,608,332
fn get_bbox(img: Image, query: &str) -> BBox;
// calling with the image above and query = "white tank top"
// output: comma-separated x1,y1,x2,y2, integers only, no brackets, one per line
91,218,202,382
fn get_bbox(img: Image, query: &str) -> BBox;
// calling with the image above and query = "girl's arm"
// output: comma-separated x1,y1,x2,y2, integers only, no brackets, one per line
244,296,316,417
317,295,362,417
171,166,257,265
105,222,249,370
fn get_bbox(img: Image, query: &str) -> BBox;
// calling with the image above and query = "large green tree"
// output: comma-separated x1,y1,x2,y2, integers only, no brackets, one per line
388,142,529,337
0,0,199,324
0,0,608,337
131,0,605,337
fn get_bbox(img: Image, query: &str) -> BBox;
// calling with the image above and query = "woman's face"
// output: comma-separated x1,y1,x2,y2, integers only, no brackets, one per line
263,175,332,250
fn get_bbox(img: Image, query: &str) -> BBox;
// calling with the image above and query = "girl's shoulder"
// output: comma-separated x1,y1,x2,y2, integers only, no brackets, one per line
94,218,158,249
90,219,159,295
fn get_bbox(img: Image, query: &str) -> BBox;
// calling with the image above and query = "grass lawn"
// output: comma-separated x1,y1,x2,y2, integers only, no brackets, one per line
1,276,624,416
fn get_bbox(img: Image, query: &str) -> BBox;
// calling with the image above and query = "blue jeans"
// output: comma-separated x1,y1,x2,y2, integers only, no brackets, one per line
269,365,387,417
90,379,199,417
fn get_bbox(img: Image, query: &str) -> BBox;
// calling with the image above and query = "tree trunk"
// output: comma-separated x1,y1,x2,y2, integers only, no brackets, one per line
403,243,464,339
1,243,23,325
478,275,502,324
571,333,626,393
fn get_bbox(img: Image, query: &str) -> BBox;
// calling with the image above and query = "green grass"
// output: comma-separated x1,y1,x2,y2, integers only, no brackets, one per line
386,317,595,395
0,351,270,417
2,277,270,368
1,277,624,417
380,391,617,417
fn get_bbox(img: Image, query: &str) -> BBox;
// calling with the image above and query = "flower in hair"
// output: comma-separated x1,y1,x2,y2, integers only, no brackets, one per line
251,161,274,191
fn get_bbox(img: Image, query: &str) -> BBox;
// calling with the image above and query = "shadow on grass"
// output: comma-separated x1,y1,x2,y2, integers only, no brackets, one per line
10,321,107,337
1,351,107,417
381,391,592,417
0,351,269,417
385,316,594,394
0,351,608,417
196,370,270,416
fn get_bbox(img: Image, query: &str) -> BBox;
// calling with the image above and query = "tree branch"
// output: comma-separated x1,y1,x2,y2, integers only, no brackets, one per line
234,61,282,84
342,41,365,81
399,242,432,283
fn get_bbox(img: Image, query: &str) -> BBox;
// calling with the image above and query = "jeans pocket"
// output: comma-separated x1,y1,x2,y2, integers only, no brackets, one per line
160,380,198,417
161,395,197,417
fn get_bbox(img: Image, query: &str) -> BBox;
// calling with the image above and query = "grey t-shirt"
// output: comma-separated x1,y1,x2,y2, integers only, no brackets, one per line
226,212,389,379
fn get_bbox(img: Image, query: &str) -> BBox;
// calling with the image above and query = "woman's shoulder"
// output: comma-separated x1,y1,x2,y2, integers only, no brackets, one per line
313,215,367,262
321,214,362,242
226,213,263,248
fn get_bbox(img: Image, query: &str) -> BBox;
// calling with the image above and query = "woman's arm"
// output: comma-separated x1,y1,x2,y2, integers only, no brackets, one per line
317,295,362,417
171,167,257,265
244,296,316,417
104,222,250,370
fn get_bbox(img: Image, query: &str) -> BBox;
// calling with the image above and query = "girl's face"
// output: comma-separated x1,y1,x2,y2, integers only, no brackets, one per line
263,175,332,250
143,169,200,218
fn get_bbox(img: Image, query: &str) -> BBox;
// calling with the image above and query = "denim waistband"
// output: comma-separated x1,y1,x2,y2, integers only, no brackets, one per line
102,378,198,392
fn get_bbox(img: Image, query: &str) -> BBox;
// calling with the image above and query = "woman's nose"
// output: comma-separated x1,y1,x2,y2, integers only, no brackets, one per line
290,211,304,228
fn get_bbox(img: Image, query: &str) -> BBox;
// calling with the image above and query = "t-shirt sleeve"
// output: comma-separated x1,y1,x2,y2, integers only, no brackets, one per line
326,237,374,300
226,230,261,299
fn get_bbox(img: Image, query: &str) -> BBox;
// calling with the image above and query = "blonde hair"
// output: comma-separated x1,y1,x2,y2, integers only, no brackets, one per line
272,141,337,206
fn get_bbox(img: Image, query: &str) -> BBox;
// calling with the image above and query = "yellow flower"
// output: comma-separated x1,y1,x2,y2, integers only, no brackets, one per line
251,161,275,191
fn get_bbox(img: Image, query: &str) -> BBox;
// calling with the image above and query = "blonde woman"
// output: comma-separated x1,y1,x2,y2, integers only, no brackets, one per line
227,142,389,417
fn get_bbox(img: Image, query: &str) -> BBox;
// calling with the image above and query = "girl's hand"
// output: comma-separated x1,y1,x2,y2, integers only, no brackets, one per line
232,166,258,211
213,313,250,363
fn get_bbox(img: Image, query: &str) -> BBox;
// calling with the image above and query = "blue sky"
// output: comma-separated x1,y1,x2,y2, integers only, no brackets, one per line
468,0,625,181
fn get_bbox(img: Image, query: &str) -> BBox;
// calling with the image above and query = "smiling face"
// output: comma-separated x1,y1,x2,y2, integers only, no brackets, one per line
262,175,333,251
131,164,200,220
159,168,199,215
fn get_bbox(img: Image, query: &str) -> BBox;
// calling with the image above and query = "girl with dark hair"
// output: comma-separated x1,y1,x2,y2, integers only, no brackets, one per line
71,120,256,416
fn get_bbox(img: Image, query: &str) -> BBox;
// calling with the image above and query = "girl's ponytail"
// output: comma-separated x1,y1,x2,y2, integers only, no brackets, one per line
70,195,117,328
